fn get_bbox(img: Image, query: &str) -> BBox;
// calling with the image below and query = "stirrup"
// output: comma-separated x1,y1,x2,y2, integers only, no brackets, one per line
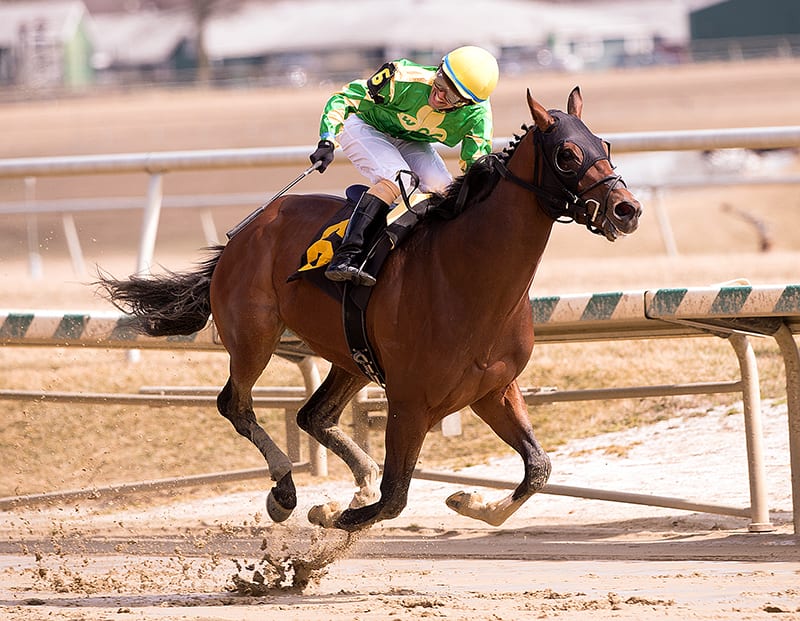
353,270,377,287
325,263,377,287
324,263,357,282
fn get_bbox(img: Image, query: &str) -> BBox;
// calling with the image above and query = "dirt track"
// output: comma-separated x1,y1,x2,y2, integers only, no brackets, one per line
2,402,799,620
3,486,800,621
2,537,798,621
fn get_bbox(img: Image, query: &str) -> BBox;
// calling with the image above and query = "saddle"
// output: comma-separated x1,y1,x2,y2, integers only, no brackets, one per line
289,185,428,385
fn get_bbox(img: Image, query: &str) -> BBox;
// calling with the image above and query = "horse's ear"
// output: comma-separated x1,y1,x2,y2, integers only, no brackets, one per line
567,86,583,118
527,88,555,132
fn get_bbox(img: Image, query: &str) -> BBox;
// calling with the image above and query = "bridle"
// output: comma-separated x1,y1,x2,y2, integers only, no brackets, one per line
490,110,626,237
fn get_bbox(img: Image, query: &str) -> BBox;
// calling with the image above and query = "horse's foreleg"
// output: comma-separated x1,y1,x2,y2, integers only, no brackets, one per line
446,382,551,526
334,404,427,531
299,367,381,528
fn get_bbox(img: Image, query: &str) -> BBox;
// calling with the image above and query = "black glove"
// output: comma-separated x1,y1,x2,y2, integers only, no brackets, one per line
309,139,335,172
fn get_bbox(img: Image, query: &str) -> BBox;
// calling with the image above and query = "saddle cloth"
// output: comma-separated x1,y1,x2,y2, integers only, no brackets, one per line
288,185,428,385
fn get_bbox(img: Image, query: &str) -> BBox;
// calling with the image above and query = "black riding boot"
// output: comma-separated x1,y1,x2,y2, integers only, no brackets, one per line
325,193,391,286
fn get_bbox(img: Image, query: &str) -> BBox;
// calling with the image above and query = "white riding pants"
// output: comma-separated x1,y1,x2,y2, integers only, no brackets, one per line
338,115,454,193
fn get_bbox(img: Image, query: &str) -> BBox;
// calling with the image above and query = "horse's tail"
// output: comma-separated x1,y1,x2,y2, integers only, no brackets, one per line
95,245,224,337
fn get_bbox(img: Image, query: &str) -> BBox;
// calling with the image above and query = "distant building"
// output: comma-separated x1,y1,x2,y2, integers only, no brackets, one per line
83,0,700,87
4,0,799,93
689,0,800,60
0,0,94,88
201,0,694,82
691,0,800,39
90,9,194,85
80,0,191,13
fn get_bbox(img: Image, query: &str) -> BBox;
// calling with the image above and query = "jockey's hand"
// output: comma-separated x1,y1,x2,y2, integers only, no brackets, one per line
310,140,335,172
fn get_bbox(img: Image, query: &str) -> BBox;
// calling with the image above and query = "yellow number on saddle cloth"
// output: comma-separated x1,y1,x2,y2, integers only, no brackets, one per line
297,219,349,272
297,191,430,272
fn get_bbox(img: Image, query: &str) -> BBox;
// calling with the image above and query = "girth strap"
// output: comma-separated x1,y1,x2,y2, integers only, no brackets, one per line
343,279,386,387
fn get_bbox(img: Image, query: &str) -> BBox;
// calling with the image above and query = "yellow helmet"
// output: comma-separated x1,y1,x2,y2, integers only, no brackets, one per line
441,46,499,103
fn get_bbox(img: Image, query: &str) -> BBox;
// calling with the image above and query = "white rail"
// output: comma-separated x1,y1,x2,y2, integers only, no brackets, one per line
1,126,799,179
2,125,800,276
0,126,800,278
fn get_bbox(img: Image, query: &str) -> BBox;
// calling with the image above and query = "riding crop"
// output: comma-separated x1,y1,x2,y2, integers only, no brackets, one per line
225,160,322,240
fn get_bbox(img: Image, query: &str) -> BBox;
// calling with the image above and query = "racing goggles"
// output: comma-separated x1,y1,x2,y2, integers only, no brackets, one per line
432,69,473,108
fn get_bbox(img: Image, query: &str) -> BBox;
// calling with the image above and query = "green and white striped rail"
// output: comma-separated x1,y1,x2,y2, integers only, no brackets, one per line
0,309,216,348
532,290,680,342
531,284,800,341
0,296,681,351
3,285,799,349
0,309,311,361
645,284,800,331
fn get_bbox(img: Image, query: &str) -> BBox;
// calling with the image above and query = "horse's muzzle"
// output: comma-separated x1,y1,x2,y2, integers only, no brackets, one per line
604,198,642,240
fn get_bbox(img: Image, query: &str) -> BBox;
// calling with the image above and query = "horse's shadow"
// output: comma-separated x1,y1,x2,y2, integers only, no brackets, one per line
348,511,799,562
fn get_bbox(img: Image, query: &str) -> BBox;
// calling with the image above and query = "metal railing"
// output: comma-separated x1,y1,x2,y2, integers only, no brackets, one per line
2,125,800,278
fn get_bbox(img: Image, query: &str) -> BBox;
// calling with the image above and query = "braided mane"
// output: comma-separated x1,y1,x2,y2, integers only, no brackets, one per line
423,124,532,221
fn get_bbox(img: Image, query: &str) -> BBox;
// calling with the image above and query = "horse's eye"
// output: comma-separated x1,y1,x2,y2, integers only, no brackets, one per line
555,147,579,175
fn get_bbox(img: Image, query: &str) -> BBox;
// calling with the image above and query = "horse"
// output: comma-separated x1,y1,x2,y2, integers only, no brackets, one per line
96,87,642,532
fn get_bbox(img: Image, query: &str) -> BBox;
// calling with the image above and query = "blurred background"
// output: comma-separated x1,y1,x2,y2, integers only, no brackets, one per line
1,0,799,95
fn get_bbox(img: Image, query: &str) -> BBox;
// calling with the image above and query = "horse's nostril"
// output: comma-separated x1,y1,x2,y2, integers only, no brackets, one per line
614,202,638,221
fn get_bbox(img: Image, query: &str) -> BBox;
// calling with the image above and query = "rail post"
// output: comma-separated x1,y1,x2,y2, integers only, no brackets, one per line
24,177,42,280
137,173,164,276
774,324,800,534
728,332,773,531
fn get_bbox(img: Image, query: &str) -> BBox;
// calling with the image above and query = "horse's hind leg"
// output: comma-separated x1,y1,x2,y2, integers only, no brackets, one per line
297,366,380,527
446,381,551,526
216,328,296,523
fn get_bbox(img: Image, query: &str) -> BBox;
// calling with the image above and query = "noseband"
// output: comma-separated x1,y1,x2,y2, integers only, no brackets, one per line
491,111,625,236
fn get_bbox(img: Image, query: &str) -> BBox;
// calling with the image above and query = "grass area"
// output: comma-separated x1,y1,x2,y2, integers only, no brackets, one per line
419,335,787,471
0,329,788,498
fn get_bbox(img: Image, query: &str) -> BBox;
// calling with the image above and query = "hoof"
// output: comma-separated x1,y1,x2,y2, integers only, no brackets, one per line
266,490,294,523
308,501,342,529
445,490,483,516
446,491,510,527
266,472,297,523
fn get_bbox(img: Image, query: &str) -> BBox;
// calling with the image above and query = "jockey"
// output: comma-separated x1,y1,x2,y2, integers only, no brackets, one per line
309,45,499,286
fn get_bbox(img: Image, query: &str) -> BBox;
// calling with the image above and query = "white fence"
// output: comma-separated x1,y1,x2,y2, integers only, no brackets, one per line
2,125,800,277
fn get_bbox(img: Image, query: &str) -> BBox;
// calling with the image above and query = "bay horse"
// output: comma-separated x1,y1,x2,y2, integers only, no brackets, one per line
97,87,641,532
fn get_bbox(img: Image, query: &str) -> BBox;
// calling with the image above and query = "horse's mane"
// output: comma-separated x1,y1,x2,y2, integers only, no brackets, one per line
422,124,532,221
